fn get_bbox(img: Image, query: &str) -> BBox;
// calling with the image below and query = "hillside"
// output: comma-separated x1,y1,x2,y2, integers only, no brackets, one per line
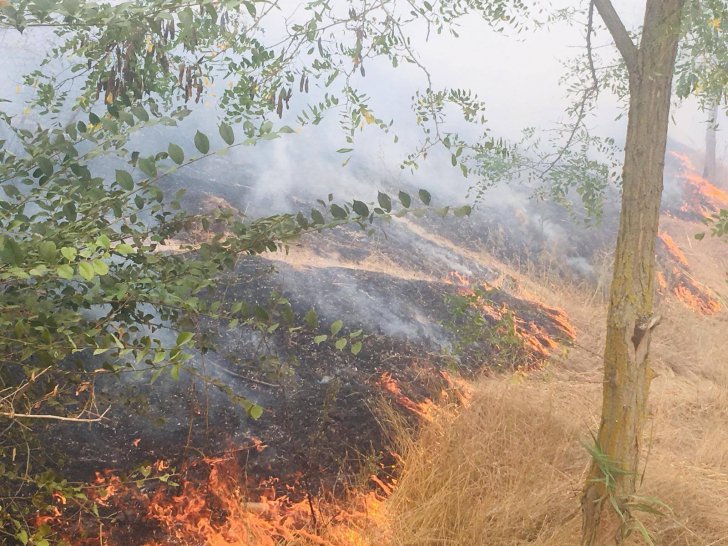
39,146,728,545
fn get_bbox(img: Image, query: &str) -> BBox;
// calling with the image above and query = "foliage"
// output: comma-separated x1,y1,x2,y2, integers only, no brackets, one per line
0,0,526,542
444,284,528,369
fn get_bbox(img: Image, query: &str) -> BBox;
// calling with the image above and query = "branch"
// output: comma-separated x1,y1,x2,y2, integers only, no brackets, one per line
593,0,638,74
0,407,110,423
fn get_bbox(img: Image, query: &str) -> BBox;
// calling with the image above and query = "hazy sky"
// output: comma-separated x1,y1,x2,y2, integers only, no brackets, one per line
0,0,724,182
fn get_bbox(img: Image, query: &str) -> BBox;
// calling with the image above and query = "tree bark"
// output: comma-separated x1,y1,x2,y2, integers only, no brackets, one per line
704,100,719,181
581,0,686,544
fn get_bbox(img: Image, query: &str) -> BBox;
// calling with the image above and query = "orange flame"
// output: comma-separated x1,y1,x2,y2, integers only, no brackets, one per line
655,229,721,315
670,152,728,221
443,272,575,362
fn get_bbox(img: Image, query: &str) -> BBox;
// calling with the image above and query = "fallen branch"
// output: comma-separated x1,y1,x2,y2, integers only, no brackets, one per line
0,406,111,423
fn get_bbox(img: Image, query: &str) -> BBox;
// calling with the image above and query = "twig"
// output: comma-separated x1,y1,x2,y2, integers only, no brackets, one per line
0,406,111,422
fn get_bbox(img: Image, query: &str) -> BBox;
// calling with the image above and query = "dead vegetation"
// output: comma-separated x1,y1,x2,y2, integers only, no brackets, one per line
382,271,728,545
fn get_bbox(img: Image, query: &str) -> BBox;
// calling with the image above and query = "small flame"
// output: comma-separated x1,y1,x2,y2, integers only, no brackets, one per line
444,272,576,362
655,230,721,315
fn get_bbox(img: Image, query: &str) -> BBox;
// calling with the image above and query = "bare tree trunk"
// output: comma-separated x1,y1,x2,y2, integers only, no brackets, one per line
581,0,685,544
704,100,719,181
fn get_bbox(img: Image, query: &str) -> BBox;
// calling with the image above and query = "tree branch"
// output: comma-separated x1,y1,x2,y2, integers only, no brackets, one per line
594,0,638,74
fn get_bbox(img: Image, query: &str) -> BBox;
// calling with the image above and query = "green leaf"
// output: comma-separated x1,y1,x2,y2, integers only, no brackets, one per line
219,122,235,145
139,157,157,177
115,243,135,255
57,264,74,279
352,200,369,217
454,205,472,217
249,404,264,419
115,169,134,191
37,156,53,176
377,192,392,212
131,105,149,122
335,338,347,350
39,241,57,262
168,143,184,165
694,232,706,240
92,259,109,276
399,191,411,208
60,247,77,262
194,130,210,154
78,262,95,281
330,203,348,219
419,189,431,205
330,319,343,336
1,237,23,265
176,332,194,346
305,309,318,329
314,334,328,344
311,209,325,225
351,341,362,355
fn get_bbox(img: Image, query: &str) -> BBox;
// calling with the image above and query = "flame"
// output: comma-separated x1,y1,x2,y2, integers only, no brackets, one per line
655,230,721,315
657,232,688,267
444,272,576,363
669,152,728,221
377,372,437,421
50,443,390,545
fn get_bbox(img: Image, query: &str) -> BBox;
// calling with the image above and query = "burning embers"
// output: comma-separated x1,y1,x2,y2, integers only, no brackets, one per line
656,232,721,315
55,441,388,545
667,152,728,222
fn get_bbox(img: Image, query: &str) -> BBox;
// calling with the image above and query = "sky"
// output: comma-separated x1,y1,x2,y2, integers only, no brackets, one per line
0,0,725,202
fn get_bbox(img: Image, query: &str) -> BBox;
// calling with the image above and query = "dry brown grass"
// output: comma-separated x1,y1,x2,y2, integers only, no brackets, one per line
383,271,728,545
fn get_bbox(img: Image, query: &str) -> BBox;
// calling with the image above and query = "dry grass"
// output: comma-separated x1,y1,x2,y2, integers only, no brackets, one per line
382,271,728,545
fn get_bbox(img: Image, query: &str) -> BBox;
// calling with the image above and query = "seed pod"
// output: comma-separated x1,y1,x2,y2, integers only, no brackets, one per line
178,63,185,85
276,92,283,118
299,72,305,92
305,76,309,93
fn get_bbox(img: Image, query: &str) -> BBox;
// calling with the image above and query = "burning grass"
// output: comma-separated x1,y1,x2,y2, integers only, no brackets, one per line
383,280,728,546
656,231,722,315
52,445,390,546
668,151,728,222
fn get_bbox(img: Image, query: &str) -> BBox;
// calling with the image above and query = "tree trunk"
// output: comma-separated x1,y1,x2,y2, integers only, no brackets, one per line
703,100,719,181
581,0,685,544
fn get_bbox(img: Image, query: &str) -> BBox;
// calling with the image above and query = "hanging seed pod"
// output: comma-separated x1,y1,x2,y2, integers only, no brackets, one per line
299,72,305,92
276,92,283,118
305,76,309,93
195,81,203,103
178,63,185,86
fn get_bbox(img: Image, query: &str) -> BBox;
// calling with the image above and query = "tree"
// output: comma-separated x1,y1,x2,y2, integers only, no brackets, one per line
580,0,727,543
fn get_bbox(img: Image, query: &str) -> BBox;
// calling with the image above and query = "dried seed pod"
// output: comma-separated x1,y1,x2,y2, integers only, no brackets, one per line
276,92,283,117
305,76,309,93
178,63,185,85
299,72,305,92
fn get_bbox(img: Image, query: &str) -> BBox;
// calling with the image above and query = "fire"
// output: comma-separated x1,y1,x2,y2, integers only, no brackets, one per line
668,152,728,221
655,230,722,315
444,271,576,363
377,372,437,421
657,232,688,267
52,444,390,545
